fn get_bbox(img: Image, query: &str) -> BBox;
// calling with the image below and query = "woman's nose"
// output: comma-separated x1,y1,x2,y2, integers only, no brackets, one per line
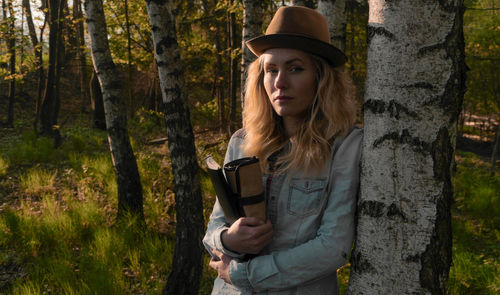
274,71,288,89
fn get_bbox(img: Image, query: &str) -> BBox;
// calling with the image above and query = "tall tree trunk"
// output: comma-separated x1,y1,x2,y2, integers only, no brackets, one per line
6,0,15,127
34,17,47,134
145,0,203,294
40,0,64,145
241,0,262,107
215,26,225,132
52,0,67,146
90,70,106,130
73,0,89,111
290,0,316,8
490,120,499,175
84,0,144,219
124,0,134,116
227,0,239,134
317,0,347,52
61,0,75,64
347,0,466,294
22,0,42,86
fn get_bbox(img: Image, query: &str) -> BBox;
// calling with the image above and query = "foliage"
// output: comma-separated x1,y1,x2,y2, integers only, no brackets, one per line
447,151,500,294
463,0,500,118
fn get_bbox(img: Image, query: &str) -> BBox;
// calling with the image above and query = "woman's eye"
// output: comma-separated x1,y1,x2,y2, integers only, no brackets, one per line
266,69,278,74
290,67,304,72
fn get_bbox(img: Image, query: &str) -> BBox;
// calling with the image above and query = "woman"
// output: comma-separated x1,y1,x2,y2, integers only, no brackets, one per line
203,6,362,295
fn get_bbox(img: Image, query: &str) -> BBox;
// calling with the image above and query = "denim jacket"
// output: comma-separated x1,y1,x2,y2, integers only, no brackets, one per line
203,127,362,295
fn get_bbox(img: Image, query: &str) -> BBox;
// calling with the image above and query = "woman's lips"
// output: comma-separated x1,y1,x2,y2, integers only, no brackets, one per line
275,95,293,102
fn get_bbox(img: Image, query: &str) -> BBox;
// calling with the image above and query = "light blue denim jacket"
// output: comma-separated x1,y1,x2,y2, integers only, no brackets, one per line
203,128,362,295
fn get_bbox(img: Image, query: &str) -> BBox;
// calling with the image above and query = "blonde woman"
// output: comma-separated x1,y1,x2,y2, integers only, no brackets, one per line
203,6,362,295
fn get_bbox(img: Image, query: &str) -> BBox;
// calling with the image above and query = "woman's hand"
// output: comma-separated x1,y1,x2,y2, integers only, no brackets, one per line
221,217,274,254
209,249,232,284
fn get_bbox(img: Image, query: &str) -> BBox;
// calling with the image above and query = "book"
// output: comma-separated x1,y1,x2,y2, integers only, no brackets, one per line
205,156,266,224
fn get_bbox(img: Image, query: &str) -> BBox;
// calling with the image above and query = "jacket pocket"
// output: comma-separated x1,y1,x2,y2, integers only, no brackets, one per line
287,178,326,217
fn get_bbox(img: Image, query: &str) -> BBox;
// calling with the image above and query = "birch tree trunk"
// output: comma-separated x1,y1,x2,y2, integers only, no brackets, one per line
227,0,239,134
241,0,262,107
22,0,44,119
84,0,144,219
317,0,347,52
144,0,203,294
347,0,466,294
6,0,15,127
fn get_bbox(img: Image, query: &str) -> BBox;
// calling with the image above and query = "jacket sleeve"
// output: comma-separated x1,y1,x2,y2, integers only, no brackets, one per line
229,128,363,292
202,131,247,259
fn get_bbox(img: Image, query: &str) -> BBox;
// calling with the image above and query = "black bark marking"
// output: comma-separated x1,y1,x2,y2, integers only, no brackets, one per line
367,25,395,44
167,68,183,78
387,100,418,119
405,254,421,263
438,0,456,13
364,99,419,119
156,37,178,55
157,61,168,67
440,5,466,122
431,128,454,181
418,42,446,56
363,99,386,114
146,0,167,5
420,187,452,294
403,82,435,91
386,203,406,221
351,251,377,274
373,129,431,153
359,200,385,218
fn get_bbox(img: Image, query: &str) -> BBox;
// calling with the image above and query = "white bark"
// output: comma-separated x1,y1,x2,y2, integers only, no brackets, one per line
241,0,263,106
317,0,347,52
84,0,144,218
347,0,465,294
145,0,203,293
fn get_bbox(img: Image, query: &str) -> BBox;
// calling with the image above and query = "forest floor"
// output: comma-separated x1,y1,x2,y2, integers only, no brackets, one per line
0,88,498,293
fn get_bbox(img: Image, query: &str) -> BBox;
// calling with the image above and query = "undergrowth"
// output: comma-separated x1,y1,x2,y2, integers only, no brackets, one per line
0,110,497,294
0,109,225,294
447,151,500,294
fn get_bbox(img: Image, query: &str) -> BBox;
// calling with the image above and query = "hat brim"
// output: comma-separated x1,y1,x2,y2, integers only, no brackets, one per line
246,34,347,67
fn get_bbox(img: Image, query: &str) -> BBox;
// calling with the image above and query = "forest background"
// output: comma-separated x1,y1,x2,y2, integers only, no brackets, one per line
0,0,498,294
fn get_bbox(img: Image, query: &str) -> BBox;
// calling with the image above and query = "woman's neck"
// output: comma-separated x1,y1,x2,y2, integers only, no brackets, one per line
283,116,301,138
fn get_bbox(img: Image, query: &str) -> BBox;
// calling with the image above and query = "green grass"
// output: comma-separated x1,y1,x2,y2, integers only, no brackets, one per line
0,157,8,177
447,151,500,294
1,111,497,294
19,169,57,196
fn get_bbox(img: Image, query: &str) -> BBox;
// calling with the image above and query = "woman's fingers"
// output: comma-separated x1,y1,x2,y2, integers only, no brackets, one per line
238,217,264,226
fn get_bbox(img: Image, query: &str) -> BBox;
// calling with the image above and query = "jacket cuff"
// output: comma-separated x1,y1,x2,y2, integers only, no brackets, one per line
214,227,246,258
229,260,252,290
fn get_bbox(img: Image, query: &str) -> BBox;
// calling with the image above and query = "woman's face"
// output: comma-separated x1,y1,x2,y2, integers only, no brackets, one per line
262,48,316,122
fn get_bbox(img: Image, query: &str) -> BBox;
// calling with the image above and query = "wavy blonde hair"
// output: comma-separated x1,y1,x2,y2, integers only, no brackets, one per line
242,53,356,175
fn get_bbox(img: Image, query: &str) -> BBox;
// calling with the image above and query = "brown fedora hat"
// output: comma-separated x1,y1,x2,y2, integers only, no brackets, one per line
246,6,347,67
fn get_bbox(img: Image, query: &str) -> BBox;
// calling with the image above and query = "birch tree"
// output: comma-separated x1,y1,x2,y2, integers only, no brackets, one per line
84,0,144,219
145,0,203,294
347,0,466,294
5,0,15,127
317,0,347,52
241,0,262,106
22,0,46,132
